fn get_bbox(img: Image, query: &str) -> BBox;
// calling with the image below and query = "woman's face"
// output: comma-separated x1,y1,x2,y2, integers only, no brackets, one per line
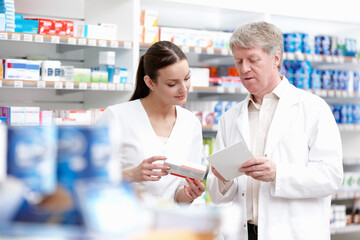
151,59,191,106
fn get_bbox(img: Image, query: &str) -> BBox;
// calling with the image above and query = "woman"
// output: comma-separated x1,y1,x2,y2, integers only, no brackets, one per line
97,41,205,205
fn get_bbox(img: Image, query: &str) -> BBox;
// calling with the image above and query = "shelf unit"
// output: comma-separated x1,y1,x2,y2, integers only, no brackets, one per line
1,0,360,239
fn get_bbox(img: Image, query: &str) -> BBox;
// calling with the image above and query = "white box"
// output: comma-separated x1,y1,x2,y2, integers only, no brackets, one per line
165,160,207,181
99,51,116,65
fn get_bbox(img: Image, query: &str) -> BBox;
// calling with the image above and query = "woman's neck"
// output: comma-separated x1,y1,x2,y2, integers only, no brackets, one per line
140,95,175,119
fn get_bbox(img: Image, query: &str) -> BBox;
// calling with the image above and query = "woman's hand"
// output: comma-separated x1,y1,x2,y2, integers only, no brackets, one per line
122,156,170,182
177,178,206,203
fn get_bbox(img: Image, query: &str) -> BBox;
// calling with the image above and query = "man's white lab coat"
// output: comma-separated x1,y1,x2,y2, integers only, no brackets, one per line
207,78,343,240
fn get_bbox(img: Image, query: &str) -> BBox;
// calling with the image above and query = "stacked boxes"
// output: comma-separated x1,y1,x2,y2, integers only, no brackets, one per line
0,0,15,32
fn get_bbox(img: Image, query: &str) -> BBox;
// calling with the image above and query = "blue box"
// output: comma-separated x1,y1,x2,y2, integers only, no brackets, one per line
7,126,58,194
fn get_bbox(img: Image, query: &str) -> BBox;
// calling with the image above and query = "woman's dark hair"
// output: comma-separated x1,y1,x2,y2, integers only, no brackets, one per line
130,41,187,101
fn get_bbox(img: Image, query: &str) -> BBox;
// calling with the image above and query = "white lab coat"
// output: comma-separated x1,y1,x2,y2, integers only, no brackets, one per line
97,99,203,205
207,78,343,240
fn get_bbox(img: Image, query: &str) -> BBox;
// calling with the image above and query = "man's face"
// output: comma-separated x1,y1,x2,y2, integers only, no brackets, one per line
232,45,281,101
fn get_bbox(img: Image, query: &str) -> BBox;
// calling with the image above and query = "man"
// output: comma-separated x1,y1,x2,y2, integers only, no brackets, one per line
206,21,343,240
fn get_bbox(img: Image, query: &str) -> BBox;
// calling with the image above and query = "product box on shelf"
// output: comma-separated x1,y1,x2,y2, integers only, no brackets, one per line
141,26,159,43
1,106,40,126
7,125,58,194
41,60,61,81
73,68,91,83
91,70,108,83
140,9,158,27
3,59,27,80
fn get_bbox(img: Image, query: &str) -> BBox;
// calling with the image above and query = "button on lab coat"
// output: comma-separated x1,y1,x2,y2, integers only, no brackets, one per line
97,99,203,204
207,78,343,240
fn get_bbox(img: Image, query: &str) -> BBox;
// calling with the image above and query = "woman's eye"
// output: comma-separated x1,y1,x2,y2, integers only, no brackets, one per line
184,77,190,81
168,84,176,87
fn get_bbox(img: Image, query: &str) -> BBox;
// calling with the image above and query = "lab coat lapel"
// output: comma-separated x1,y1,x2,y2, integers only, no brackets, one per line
236,96,251,149
264,85,300,156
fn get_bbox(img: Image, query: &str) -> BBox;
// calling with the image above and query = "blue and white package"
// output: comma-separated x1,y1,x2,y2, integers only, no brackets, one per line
353,105,360,124
293,33,302,53
7,126,57,194
332,105,341,124
214,101,223,125
347,105,353,124
354,72,360,92
302,33,311,54
331,70,339,90
311,69,321,90
57,125,115,189
321,70,331,90
340,104,348,124
56,125,117,225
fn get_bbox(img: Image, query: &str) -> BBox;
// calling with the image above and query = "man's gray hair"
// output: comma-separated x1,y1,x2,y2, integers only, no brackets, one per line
230,21,284,71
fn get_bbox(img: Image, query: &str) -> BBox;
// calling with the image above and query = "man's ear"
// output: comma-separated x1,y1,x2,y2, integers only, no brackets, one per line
144,75,155,91
273,51,281,69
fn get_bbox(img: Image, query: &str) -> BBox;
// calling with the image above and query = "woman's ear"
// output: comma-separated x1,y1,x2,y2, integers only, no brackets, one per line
144,75,155,91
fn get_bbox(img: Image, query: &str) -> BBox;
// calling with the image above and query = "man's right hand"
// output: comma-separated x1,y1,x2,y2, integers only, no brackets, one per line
211,166,229,182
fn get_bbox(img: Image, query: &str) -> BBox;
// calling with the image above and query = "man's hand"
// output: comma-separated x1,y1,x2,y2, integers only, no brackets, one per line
239,157,276,182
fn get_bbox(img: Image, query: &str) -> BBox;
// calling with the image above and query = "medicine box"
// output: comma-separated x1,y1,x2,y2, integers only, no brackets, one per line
165,160,207,181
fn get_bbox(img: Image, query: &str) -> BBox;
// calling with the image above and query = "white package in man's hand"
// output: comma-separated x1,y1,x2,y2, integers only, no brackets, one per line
207,141,254,181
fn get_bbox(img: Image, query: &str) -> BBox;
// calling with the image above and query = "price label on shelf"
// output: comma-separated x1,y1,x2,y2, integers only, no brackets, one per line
54,81,63,89
221,48,229,55
23,34,33,42
305,54,313,61
14,81,23,88
228,87,236,93
108,83,116,91
11,34,21,41
296,53,305,61
206,47,214,55
194,47,202,54
325,55,332,63
342,91,349,98
124,41,132,49
338,56,345,63
335,91,342,98
217,87,225,93
287,53,295,60
125,83,133,91
352,58,358,64
88,39,97,46
0,32,8,40
79,82,88,90
51,36,60,44
99,83,107,90
78,38,87,45
0,80,2,87
327,90,335,97
98,40,107,47
116,83,125,91
182,46,189,53
68,38,77,45
37,81,46,88
110,40,119,48
91,83,99,90
35,35,43,43
65,82,74,89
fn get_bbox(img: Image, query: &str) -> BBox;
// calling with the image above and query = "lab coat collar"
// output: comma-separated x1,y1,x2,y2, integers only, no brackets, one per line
236,76,300,154
265,77,300,156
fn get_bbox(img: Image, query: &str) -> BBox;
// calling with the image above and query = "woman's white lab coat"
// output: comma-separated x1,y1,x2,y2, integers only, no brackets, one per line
97,99,203,205
207,78,343,240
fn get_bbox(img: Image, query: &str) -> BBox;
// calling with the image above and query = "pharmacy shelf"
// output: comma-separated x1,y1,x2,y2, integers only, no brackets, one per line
338,124,360,132
0,31,133,50
283,52,358,64
331,224,360,235
191,86,247,94
0,79,133,92
332,191,360,200
140,42,232,56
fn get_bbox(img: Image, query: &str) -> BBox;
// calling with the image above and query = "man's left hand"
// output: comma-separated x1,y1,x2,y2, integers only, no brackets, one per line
239,157,276,182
